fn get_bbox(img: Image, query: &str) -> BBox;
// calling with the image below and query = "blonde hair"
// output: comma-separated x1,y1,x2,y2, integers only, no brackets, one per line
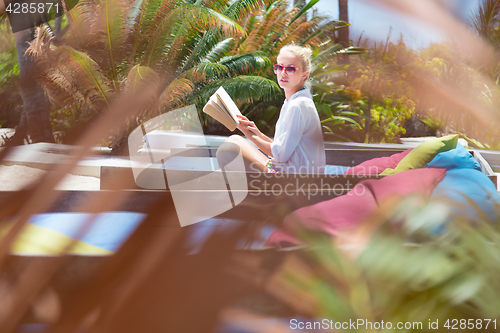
278,45,313,89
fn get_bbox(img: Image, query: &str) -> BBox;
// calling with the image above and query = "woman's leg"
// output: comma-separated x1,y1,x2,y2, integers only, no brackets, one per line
216,135,269,172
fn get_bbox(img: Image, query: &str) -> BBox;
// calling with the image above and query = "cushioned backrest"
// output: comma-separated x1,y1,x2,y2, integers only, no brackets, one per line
429,169,500,226
426,142,480,171
343,149,412,175
381,134,459,175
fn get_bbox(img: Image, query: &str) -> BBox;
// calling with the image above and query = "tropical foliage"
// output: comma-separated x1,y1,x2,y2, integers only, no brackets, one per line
0,23,22,129
266,198,500,332
18,0,367,147
328,39,418,143
23,0,282,146
2,0,500,147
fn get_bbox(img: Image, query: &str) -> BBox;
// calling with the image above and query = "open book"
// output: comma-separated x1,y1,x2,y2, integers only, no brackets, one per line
202,86,242,131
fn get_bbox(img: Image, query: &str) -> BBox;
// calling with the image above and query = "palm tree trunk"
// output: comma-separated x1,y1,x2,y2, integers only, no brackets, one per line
338,0,349,64
12,27,54,144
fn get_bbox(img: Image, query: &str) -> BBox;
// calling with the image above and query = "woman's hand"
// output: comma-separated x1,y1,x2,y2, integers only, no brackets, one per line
235,115,273,156
236,115,260,136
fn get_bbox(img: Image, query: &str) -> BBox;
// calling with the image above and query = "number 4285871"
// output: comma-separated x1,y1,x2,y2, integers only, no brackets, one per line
6,2,60,14
444,319,496,330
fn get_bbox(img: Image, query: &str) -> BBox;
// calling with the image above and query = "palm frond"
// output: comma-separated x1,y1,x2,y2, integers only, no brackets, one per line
124,64,160,97
203,37,234,62
311,64,348,79
241,10,260,33
27,28,114,111
218,51,270,75
223,0,263,22
278,17,323,48
203,0,230,11
177,30,230,74
63,0,96,45
289,0,321,27
471,0,500,47
159,77,195,110
312,44,366,67
99,0,129,86
183,62,230,82
141,4,246,67
299,19,348,46
238,0,291,53
472,0,500,37
125,0,171,66
236,11,266,53
268,0,321,48
188,75,281,108
312,43,344,65
264,1,295,40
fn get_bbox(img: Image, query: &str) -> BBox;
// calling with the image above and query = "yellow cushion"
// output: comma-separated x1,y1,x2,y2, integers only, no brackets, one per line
381,135,459,175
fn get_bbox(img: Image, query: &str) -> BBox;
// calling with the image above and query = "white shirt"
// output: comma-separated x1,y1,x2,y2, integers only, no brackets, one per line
270,89,326,174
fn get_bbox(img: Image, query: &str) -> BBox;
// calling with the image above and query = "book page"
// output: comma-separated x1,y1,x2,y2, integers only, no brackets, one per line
203,100,238,131
215,87,242,123
210,95,230,118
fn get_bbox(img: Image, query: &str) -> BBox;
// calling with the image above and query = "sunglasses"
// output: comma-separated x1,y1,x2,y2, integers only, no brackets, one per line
273,64,299,76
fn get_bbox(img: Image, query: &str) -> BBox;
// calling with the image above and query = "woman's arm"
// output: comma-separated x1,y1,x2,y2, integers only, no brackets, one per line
236,115,273,156
269,104,306,163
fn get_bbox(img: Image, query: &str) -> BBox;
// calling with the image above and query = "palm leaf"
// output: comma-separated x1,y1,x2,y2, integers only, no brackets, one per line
141,4,246,67
218,51,270,75
27,28,114,110
313,45,366,67
183,63,230,82
321,116,361,129
178,32,231,73
62,46,114,106
203,0,230,11
159,78,195,110
124,64,160,97
241,10,259,34
313,43,344,64
268,0,321,48
472,0,500,37
124,0,171,66
188,75,281,108
223,0,263,22
278,17,323,48
289,0,322,27
241,0,283,51
311,64,349,78
99,0,128,86
300,19,349,46
179,0,263,71
202,37,234,62
63,0,94,45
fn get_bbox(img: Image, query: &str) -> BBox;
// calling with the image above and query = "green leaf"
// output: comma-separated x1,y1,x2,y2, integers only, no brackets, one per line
124,65,160,97
188,75,281,108
142,5,246,67
218,51,270,75
289,0,322,26
338,46,367,54
203,37,234,63
185,63,230,81
101,0,127,86
321,116,361,129
62,46,114,106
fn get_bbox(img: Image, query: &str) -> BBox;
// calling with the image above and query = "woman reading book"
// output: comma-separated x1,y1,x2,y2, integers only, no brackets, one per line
216,45,326,174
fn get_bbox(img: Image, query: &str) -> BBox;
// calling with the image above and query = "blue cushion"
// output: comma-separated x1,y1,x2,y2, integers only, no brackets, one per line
426,142,480,171
29,212,145,252
429,169,500,225
325,165,351,175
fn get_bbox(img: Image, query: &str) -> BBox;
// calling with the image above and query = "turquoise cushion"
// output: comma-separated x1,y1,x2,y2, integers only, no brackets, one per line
426,143,480,171
429,169,500,227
